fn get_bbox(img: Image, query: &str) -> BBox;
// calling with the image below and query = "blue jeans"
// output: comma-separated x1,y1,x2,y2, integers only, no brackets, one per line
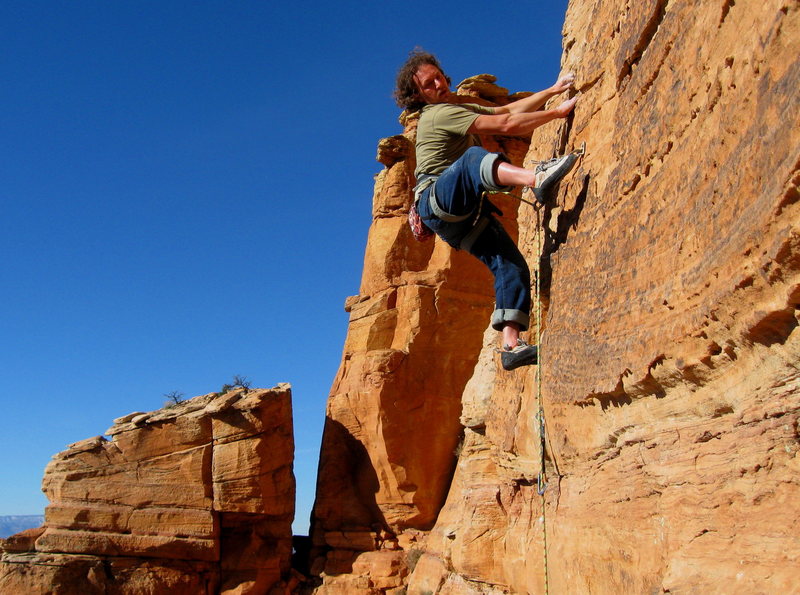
417,147,531,331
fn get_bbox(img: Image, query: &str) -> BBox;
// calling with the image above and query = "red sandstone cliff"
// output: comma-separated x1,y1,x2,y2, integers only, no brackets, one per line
309,0,800,593
1,2,797,594
0,386,296,595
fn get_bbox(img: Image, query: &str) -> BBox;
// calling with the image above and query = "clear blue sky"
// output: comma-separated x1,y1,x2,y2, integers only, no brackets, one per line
1,1,569,535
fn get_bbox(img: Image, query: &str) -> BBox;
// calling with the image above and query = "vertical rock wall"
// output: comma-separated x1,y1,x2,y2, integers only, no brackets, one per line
409,0,800,593
0,386,296,595
312,0,800,593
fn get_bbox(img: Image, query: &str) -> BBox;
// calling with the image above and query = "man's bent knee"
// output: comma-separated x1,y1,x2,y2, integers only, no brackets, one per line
480,152,514,192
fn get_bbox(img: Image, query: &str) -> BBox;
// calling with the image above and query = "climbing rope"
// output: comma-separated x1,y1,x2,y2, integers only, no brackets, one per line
533,204,550,595
485,142,585,595
532,141,585,595
485,186,551,595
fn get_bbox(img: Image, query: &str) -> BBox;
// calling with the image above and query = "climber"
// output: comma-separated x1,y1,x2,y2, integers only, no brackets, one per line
395,49,579,371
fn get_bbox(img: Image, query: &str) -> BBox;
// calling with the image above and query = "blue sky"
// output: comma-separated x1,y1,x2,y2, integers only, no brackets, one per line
1,1,569,535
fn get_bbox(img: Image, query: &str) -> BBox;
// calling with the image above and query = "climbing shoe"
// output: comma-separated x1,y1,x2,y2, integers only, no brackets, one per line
532,153,579,205
501,339,539,371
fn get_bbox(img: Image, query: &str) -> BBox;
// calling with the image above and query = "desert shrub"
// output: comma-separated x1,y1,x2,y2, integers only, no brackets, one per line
163,390,184,408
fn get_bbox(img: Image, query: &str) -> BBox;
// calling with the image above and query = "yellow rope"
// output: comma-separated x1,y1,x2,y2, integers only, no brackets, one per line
534,206,550,595
492,141,586,593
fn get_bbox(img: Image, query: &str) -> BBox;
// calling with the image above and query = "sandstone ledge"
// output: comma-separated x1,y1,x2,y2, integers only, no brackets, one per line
0,385,296,595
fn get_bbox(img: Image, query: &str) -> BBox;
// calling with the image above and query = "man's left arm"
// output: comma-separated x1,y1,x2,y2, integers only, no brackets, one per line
494,73,575,115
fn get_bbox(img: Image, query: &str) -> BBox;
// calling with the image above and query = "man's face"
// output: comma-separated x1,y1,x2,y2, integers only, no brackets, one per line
413,63,450,104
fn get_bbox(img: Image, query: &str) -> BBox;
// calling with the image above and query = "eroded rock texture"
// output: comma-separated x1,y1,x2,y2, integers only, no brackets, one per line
312,0,800,593
307,79,532,594
0,386,296,595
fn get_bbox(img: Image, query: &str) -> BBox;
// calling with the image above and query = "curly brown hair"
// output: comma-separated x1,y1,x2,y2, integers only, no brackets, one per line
394,48,451,111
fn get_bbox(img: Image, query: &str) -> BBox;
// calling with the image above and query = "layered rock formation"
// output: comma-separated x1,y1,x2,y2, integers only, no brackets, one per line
310,0,800,593
0,385,296,595
2,1,797,593
306,75,535,594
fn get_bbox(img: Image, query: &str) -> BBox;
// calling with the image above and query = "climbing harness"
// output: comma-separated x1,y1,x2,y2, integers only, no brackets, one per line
410,142,585,246
409,173,485,243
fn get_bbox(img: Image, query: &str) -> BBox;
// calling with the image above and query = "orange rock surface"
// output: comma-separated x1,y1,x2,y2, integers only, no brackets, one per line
0,385,295,595
307,78,532,592
310,1,800,593
1,2,797,593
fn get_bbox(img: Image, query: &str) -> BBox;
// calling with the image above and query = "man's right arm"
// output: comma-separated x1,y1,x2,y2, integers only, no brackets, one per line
467,96,577,136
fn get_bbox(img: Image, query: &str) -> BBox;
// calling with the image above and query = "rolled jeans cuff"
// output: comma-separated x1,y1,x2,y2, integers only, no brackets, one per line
491,308,530,332
480,152,514,192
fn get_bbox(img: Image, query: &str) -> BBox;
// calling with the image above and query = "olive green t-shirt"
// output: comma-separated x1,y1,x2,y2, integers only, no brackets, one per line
414,103,496,178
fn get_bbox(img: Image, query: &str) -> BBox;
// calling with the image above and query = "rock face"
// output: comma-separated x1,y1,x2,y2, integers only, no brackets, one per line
310,0,800,593
307,77,532,593
0,386,296,595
